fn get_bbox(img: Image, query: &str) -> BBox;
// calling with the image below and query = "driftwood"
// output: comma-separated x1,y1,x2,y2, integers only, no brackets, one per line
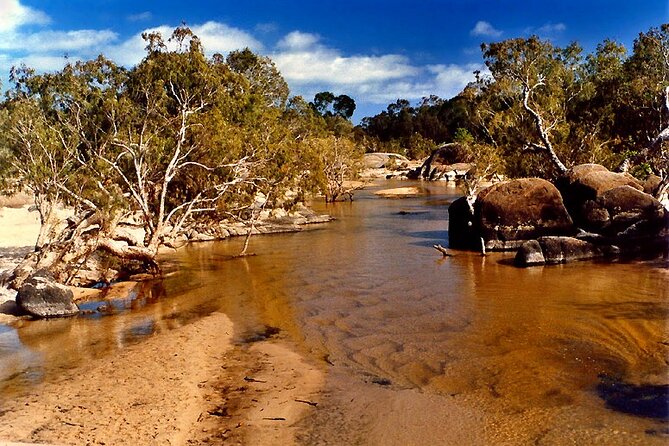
432,244,452,257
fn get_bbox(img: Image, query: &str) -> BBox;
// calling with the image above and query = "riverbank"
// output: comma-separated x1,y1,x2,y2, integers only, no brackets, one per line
0,196,327,444
0,311,324,445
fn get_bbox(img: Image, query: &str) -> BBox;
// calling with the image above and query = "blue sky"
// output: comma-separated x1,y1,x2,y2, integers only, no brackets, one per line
1,0,667,121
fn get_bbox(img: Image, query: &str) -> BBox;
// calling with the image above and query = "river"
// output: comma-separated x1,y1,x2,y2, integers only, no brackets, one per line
0,180,667,444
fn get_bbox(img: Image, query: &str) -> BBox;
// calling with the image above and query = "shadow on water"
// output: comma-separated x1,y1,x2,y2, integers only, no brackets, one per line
598,374,669,420
404,229,449,248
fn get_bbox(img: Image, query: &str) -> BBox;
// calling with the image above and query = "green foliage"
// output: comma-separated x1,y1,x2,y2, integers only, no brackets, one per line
359,23,669,182
310,92,357,119
453,128,474,145
0,26,365,258
405,133,435,160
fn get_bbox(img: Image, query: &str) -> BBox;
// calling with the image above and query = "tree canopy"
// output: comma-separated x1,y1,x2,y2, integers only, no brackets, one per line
359,23,669,181
0,25,363,284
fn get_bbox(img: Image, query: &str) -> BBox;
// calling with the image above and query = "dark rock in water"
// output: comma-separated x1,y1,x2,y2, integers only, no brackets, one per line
448,196,480,250
17,274,79,318
475,178,574,251
557,164,666,238
514,240,545,266
538,236,602,264
597,374,669,420
515,236,606,266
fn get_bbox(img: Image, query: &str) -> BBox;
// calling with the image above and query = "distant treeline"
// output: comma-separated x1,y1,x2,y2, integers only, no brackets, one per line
357,23,669,180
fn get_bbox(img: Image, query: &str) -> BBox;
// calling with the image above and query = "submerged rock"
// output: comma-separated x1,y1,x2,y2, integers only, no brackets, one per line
514,240,545,266
17,272,79,318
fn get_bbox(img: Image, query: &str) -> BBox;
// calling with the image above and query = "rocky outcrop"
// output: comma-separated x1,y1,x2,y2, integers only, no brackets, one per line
363,153,410,169
514,236,608,267
16,271,79,318
557,164,666,238
474,178,574,250
408,144,474,180
447,164,667,264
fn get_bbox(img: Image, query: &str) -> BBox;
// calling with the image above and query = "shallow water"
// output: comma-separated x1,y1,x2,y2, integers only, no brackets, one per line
0,180,667,442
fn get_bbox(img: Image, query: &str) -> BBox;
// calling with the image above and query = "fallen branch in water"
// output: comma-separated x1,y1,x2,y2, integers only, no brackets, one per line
433,244,452,257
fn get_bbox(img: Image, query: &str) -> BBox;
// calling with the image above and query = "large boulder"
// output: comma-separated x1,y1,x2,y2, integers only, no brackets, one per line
558,164,666,237
16,271,79,318
515,236,608,267
474,178,574,250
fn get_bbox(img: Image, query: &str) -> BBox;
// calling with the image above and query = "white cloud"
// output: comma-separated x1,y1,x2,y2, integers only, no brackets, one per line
0,2,482,116
277,31,320,51
0,29,118,52
273,32,418,86
429,63,487,98
255,22,278,34
6,53,71,72
470,21,502,38
270,31,483,106
537,22,566,34
0,0,50,33
106,21,263,67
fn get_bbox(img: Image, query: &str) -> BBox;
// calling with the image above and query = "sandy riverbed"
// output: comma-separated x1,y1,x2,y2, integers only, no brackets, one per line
0,311,325,445
0,198,328,445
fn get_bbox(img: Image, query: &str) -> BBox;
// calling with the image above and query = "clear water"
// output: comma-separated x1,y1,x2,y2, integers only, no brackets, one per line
0,180,667,443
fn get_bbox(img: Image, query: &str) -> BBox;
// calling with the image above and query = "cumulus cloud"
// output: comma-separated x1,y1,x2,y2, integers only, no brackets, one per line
470,21,502,37
277,31,320,51
255,22,278,34
6,53,72,72
429,63,487,98
273,31,418,87
271,30,482,105
0,0,50,33
106,21,263,67
0,1,483,116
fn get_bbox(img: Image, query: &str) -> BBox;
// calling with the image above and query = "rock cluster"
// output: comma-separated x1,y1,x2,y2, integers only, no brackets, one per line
448,164,668,266
407,144,474,181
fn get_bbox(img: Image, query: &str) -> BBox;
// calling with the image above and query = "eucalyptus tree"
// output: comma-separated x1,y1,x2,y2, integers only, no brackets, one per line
226,47,290,108
0,26,315,284
481,36,587,176
619,24,669,177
